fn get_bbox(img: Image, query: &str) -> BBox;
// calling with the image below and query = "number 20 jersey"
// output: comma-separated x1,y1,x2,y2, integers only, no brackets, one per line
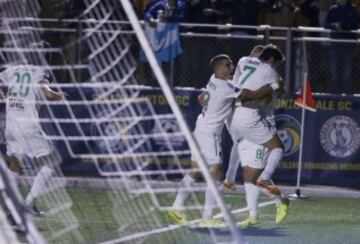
0,65,49,133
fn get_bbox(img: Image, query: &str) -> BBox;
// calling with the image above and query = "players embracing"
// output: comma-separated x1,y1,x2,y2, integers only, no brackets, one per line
168,44,288,228
226,44,290,227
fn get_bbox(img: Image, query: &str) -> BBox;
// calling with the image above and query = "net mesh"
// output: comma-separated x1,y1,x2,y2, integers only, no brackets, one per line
0,0,242,243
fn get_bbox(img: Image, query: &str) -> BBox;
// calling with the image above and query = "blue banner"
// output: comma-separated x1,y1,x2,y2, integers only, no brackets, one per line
1,86,359,186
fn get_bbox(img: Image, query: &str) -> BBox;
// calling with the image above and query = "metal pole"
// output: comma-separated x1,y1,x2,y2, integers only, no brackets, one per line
263,26,270,45
295,41,308,198
285,28,292,93
75,19,83,82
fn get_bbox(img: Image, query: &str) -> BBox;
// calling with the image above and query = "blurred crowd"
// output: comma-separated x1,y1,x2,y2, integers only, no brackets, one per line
0,0,359,93
133,0,360,31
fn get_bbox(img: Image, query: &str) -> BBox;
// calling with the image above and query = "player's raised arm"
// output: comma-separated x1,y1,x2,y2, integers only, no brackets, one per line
239,77,285,102
40,84,66,101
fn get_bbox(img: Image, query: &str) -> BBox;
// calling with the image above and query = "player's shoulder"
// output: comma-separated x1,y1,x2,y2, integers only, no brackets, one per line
237,56,249,64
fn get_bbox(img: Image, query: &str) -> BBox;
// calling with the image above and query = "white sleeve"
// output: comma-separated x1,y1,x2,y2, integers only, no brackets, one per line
227,82,241,98
232,57,247,87
0,70,8,83
35,68,50,84
232,64,241,87
265,68,278,85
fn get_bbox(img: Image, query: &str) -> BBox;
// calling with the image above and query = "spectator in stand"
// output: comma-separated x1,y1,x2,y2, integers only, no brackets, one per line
258,0,310,36
325,0,359,93
139,0,186,86
226,0,264,35
297,0,320,27
184,0,223,33
317,0,333,28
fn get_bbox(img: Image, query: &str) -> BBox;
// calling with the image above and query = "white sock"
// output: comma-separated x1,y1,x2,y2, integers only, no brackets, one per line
25,166,54,205
172,174,195,210
225,142,240,182
244,183,260,220
202,181,222,219
260,148,283,180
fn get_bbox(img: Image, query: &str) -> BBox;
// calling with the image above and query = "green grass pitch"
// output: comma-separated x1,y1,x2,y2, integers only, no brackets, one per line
23,187,360,244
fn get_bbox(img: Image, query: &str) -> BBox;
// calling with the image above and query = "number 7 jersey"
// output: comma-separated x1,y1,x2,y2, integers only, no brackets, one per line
233,56,278,90
0,65,50,133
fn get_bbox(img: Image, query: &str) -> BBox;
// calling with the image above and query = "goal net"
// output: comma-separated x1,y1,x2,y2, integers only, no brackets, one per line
0,0,244,243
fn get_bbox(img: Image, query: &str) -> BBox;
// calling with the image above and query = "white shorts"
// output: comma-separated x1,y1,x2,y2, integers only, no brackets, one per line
6,129,52,159
238,139,270,169
191,127,222,165
229,107,276,145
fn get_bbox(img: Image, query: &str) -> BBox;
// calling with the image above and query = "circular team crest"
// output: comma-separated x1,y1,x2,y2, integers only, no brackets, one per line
91,109,130,153
320,115,360,158
275,114,301,156
152,119,185,149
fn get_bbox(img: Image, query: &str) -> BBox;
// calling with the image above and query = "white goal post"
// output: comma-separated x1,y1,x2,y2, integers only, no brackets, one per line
0,0,245,243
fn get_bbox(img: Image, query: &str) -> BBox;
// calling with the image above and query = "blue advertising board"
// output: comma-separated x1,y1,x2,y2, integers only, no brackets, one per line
2,86,359,186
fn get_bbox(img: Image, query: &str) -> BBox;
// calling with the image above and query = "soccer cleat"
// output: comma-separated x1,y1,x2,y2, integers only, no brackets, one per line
24,202,46,218
257,179,281,196
223,179,237,192
196,218,227,229
167,209,187,225
237,217,260,228
276,197,290,224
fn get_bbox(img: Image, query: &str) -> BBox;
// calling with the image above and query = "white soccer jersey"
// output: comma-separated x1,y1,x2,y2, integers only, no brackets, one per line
196,74,241,133
232,56,250,88
0,65,49,134
234,57,278,90
228,58,279,144
191,75,240,165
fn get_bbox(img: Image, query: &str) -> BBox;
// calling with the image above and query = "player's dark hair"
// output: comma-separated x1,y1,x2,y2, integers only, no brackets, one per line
258,44,284,63
209,54,230,72
252,45,265,53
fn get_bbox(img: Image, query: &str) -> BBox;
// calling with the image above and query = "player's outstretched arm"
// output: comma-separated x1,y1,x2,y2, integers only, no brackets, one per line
41,85,66,101
239,77,285,102
197,91,206,108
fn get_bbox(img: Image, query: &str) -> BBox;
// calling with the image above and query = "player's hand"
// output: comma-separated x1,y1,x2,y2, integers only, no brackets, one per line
198,93,205,108
57,91,67,101
275,78,286,97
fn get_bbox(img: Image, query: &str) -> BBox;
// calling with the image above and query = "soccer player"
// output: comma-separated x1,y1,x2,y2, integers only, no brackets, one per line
224,44,265,192
0,41,66,217
227,44,289,226
168,54,240,228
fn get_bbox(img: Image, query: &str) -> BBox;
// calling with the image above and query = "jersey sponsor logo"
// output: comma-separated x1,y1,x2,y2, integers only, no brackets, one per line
8,98,25,110
320,115,360,158
275,114,301,156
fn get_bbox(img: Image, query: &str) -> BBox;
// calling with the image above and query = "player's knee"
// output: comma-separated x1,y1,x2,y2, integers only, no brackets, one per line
243,166,261,184
189,170,201,181
210,164,223,181
263,135,284,150
5,155,22,173
36,154,60,168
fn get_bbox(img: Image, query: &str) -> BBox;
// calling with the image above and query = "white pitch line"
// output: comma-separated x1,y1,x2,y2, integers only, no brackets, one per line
213,199,277,219
100,200,277,243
